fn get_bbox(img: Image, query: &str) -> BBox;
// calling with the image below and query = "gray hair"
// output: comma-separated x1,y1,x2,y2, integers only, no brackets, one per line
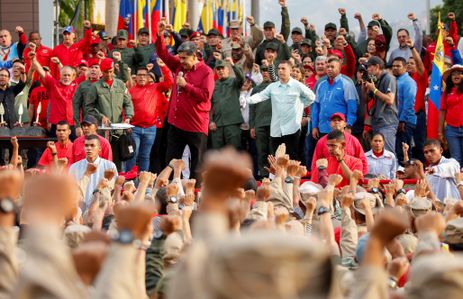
315,55,327,63
178,41,198,56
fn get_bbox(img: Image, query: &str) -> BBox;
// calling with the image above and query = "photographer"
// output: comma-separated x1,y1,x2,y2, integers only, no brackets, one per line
362,56,398,153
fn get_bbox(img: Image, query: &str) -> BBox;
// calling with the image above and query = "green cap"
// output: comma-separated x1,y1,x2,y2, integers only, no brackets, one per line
324,23,337,31
263,21,275,29
215,60,227,69
116,29,128,40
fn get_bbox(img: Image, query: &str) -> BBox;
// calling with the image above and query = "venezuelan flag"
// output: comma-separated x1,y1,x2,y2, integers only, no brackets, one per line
198,0,213,33
118,0,134,37
173,0,187,32
428,13,445,139
217,0,226,35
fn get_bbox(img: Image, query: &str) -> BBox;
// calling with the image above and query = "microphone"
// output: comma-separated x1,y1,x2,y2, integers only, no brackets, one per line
177,71,184,94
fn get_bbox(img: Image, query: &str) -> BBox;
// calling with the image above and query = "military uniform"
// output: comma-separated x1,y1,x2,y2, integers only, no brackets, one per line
249,81,272,177
211,63,244,149
110,30,143,76
85,77,134,169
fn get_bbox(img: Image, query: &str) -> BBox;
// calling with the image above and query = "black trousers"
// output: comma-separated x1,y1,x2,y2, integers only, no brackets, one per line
270,130,301,160
165,125,208,182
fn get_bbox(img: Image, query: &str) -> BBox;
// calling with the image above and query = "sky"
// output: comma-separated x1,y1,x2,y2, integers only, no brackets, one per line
255,0,444,38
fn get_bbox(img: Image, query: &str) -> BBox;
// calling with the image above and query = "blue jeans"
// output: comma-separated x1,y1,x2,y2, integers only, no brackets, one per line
374,125,397,154
445,125,463,167
126,125,157,172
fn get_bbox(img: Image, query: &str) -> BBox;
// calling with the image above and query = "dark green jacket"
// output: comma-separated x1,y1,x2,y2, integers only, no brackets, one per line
73,80,93,127
249,81,272,128
255,6,291,65
110,47,143,75
211,65,244,127
85,78,134,124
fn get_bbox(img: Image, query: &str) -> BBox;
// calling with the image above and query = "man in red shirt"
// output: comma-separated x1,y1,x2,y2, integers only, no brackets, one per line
23,32,52,79
126,59,173,172
50,22,92,79
312,112,368,174
38,120,74,168
29,51,78,139
311,129,363,187
72,115,112,162
28,81,49,129
407,39,427,163
155,20,215,180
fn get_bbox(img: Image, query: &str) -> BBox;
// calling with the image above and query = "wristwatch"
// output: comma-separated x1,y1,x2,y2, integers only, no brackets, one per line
370,187,380,194
317,206,330,216
113,229,134,244
396,188,406,195
388,277,398,289
0,198,16,214
168,196,178,204
284,176,294,184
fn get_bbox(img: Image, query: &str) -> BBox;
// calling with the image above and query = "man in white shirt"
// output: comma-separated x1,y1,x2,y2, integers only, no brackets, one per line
423,139,460,201
247,60,315,158
69,134,117,209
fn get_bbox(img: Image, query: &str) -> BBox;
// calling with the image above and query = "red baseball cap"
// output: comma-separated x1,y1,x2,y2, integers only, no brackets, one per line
330,112,346,121
90,35,101,45
87,58,101,67
100,58,114,72
189,32,202,40
78,59,88,67
330,49,343,60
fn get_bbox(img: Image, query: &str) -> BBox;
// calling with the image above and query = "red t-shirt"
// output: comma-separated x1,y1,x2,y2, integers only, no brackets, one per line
311,132,369,175
23,45,52,81
311,154,363,187
29,86,49,129
50,29,92,79
38,141,74,167
129,66,173,128
410,69,428,113
41,74,78,125
72,135,112,162
440,88,463,127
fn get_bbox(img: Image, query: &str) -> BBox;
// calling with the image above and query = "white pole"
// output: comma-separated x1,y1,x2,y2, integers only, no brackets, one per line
242,0,246,36
165,0,170,23
426,0,431,35
148,0,152,42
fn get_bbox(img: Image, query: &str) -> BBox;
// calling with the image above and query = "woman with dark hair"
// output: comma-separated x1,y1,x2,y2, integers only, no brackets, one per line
365,132,397,179
439,64,463,166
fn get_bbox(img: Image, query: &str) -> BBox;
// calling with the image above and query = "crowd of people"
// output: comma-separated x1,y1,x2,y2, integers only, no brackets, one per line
2,1,463,298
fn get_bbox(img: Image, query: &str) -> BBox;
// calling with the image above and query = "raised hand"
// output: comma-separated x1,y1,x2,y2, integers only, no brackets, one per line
370,208,409,244
104,168,116,180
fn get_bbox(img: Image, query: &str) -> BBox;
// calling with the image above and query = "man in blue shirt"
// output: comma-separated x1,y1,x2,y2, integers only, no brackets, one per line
392,57,417,164
311,56,358,140
247,60,315,159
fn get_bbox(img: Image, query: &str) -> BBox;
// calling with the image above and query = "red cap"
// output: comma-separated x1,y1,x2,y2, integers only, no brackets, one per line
330,49,343,60
189,32,202,39
90,35,101,45
100,58,114,72
78,59,88,67
330,112,346,121
87,58,101,67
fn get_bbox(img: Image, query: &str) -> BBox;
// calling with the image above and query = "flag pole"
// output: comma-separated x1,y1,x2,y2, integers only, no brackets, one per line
134,0,137,36
242,0,246,36
165,0,170,23
148,0,152,42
